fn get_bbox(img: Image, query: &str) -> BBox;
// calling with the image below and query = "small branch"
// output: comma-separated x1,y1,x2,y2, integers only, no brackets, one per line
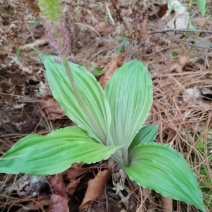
74,23,101,37
148,29,212,35
110,0,124,22
105,2,115,25
165,32,212,49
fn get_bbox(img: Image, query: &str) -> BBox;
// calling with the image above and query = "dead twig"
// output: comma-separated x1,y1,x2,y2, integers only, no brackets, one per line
148,29,212,35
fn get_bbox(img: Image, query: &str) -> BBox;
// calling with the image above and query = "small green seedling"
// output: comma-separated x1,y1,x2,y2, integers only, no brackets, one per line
90,62,106,77
0,56,205,211
171,51,179,58
115,36,129,54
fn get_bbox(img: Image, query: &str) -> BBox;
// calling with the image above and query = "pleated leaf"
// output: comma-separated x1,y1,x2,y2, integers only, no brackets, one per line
43,55,111,144
105,60,152,150
123,143,205,212
129,123,158,152
0,127,120,175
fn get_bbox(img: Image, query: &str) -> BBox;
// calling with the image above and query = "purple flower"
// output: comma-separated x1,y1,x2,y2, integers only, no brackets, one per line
45,21,70,58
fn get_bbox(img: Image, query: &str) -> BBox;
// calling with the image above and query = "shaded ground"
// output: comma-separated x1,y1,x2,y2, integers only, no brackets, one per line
0,0,212,211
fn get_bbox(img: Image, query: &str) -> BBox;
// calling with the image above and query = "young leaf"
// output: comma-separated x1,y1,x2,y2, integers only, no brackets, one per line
0,127,120,175
123,143,205,212
43,55,111,144
129,123,158,152
105,60,152,164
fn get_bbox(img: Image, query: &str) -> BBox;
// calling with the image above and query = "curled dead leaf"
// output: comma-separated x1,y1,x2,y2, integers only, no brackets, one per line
66,179,80,196
80,169,111,210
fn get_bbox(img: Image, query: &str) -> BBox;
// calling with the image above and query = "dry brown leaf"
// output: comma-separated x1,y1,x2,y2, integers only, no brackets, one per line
140,15,148,40
99,54,124,88
38,98,66,120
65,163,87,180
148,4,168,21
66,179,80,196
80,169,111,209
49,194,69,212
49,174,67,197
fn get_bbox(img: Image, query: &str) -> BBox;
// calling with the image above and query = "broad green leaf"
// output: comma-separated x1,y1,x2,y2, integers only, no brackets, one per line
197,0,206,16
129,123,158,152
105,60,152,164
123,143,205,212
43,55,111,144
0,127,119,175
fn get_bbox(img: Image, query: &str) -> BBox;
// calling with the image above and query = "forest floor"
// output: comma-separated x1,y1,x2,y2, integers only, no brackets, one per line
0,0,212,211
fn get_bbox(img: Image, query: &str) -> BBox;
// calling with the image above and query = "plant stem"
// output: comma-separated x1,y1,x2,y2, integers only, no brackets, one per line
123,149,129,166
62,57,106,143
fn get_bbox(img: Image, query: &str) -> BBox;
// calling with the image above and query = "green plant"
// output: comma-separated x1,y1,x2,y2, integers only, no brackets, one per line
89,62,106,76
0,0,206,211
0,56,206,211
171,51,179,58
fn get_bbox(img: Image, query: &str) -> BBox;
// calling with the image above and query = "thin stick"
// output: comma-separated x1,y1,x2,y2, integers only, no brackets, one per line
105,2,115,25
148,29,212,35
